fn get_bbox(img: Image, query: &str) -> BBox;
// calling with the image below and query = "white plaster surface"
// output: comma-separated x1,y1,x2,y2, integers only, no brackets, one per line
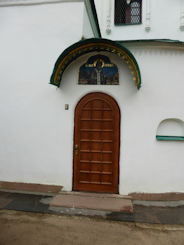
0,0,83,6
0,2,184,195
0,2,83,188
95,0,184,42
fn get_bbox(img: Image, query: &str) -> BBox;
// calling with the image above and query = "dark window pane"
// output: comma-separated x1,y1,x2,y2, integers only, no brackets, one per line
115,0,142,25
114,0,127,24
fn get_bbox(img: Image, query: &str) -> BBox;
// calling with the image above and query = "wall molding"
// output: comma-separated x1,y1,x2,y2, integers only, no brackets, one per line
156,135,184,141
123,41,184,51
145,0,151,31
180,0,184,31
105,0,112,35
0,0,83,7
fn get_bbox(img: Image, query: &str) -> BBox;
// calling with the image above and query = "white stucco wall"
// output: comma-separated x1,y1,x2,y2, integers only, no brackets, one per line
95,0,184,41
0,2,84,186
1,40,184,194
53,46,184,195
0,2,184,195
119,44,184,194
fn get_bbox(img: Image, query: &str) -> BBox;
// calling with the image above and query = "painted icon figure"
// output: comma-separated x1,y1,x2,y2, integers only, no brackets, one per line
79,55,119,85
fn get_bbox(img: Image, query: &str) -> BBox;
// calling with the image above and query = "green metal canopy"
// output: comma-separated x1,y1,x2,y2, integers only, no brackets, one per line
50,38,141,89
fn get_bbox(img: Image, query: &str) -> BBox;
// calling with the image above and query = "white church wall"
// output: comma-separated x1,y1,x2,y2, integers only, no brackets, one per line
1,40,184,194
95,0,184,42
0,2,84,78
0,2,184,195
55,46,184,194
0,2,84,187
120,45,184,194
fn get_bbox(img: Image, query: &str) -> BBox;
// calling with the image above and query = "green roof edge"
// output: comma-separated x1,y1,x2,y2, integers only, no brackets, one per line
117,38,184,45
84,0,101,38
50,38,141,89
156,135,184,141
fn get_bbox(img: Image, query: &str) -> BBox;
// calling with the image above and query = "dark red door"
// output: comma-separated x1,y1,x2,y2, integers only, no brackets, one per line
73,92,120,193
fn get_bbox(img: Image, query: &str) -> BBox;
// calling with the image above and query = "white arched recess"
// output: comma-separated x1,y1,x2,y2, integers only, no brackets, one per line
156,118,184,141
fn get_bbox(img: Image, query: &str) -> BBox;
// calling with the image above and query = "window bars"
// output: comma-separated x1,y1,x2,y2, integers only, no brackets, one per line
115,0,142,25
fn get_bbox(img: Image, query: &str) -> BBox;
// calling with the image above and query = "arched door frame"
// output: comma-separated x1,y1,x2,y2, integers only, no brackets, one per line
73,92,120,193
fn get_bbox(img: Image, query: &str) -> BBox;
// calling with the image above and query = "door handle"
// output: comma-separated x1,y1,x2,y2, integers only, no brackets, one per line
74,144,78,155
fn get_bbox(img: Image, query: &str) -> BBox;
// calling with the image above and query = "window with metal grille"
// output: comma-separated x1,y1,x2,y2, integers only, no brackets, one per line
114,0,142,25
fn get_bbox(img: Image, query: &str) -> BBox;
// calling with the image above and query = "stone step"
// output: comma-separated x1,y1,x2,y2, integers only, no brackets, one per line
50,193,133,213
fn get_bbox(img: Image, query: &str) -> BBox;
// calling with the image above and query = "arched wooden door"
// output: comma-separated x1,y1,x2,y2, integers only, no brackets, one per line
73,92,120,193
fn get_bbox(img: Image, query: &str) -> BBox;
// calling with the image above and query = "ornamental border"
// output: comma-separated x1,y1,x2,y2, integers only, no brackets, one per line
50,39,141,89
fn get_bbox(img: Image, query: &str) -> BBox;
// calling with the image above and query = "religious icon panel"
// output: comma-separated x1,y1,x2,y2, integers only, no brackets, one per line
79,55,119,85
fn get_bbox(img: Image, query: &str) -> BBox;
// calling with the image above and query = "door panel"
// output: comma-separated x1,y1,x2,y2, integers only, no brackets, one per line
73,92,120,193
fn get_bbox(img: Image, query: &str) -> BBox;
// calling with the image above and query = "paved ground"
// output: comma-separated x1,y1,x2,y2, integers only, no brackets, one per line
1,190,184,224
0,210,184,245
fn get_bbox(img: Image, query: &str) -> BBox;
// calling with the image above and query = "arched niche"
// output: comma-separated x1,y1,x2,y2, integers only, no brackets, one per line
156,118,184,141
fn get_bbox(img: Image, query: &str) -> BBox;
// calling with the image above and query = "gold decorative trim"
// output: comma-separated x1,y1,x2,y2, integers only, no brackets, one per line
53,42,140,88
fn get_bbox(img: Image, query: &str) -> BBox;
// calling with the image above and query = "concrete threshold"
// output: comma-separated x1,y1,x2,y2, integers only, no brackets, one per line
50,192,133,213
58,191,132,199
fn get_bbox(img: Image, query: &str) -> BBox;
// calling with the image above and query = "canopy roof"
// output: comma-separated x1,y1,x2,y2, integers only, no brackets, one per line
50,38,141,89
